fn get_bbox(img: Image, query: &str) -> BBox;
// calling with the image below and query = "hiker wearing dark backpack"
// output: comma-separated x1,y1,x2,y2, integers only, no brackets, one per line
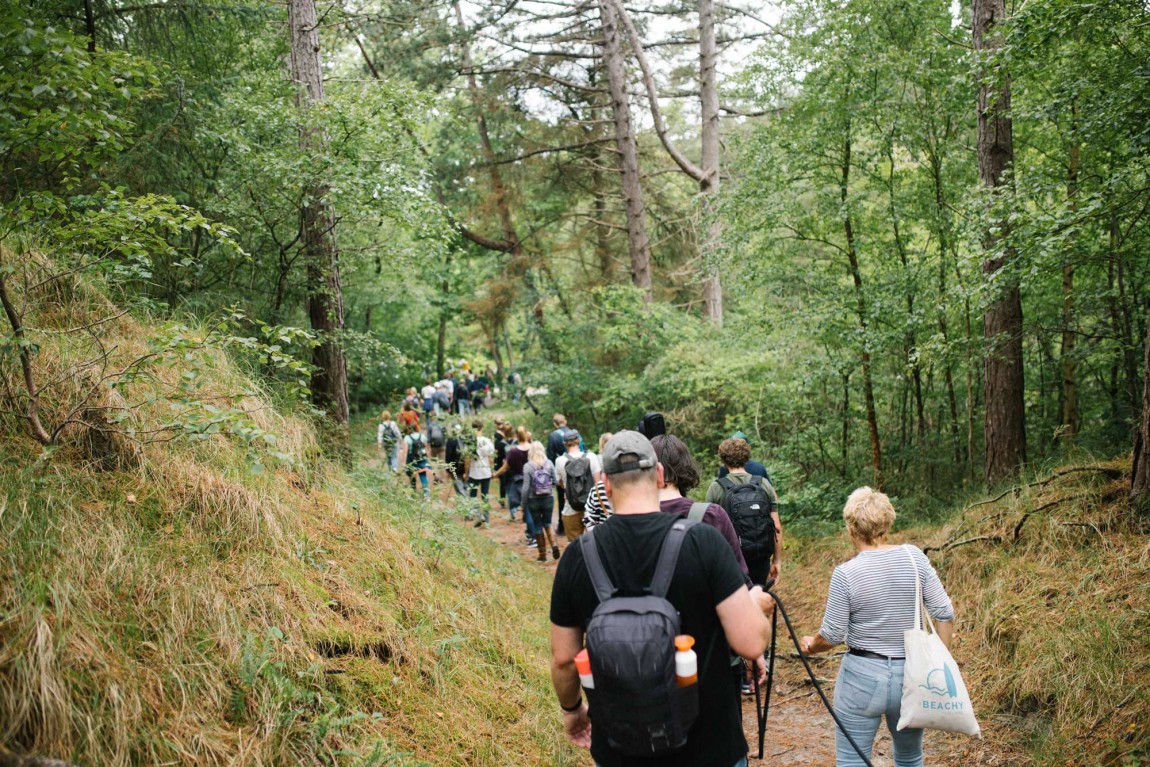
555,430,600,542
546,414,571,535
376,409,402,473
521,441,560,562
549,431,776,766
424,411,448,489
401,423,431,498
706,438,783,588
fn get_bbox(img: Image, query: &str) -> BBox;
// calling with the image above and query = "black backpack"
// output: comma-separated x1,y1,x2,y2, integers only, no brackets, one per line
717,474,776,560
406,433,427,464
563,454,595,512
426,422,446,448
580,520,700,756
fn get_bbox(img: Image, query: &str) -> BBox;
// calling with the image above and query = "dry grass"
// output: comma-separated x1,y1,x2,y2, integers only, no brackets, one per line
0,305,575,766
781,462,1150,767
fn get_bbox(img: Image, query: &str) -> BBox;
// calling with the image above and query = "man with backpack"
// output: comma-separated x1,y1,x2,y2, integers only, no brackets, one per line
549,431,776,766
401,423,431,498
555,430,599,541
424,411,447,492
547,414,571,535
706,438,783,588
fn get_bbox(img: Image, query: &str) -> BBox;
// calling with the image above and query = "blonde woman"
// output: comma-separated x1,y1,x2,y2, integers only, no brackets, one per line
800,487,955,767
521,441,560,562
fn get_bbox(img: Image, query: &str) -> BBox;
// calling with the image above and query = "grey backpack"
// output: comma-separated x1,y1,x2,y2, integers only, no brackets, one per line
580,519,700,756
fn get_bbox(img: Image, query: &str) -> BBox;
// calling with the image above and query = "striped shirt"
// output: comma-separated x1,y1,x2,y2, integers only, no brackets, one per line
818,545,955,658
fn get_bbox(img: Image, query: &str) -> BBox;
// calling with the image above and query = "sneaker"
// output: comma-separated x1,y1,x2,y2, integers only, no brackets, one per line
741,680,753,696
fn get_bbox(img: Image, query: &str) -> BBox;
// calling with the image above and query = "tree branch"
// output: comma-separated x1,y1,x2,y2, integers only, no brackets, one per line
0,271,52,445
607,0,706,182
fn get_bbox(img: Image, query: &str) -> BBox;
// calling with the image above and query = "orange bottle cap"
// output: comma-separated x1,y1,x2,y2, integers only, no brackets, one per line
675,635,695,651
575,648,591,674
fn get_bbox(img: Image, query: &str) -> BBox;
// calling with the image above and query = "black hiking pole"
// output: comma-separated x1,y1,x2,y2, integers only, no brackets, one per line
753,577,777,759
755,600,778,759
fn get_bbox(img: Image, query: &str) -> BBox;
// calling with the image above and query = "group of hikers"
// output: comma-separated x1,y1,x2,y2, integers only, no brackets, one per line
377,390,958,767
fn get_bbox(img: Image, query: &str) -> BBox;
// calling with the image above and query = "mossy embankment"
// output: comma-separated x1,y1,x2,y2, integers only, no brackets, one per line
0,313,574,766
779,463,1149,767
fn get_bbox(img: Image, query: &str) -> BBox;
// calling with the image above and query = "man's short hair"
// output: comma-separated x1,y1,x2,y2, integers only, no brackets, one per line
553,413,567,427
650,435,700,493
718,438,750,469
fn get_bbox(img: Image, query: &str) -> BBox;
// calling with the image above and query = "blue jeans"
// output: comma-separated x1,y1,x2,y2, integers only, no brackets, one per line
526,495,553,530
833,653,923,767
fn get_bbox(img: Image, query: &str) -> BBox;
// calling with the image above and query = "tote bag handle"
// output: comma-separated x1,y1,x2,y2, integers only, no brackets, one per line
904,544,935,635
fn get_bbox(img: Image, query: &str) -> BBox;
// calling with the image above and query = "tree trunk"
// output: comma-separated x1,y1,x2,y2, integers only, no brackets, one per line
1131,308,1150,513
1059,104,1080,444
841,123,883,489
973,0,1025,482
698,0,723,327
454,2,518,252
930,154,963,461
288,0,349,428
598,0,653,302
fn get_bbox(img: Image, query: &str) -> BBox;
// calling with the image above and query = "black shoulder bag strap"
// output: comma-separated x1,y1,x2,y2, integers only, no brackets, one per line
579,527,616,603
649,519,699,598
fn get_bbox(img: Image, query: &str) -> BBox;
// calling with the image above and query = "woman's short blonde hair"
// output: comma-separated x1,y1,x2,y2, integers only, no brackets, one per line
527,441,547,465
380,409,392,422
843,486,896,544
598,432,614,454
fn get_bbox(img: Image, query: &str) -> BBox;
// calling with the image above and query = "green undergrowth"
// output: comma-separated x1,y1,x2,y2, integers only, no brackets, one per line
0,339,572,765
779,462,1149,767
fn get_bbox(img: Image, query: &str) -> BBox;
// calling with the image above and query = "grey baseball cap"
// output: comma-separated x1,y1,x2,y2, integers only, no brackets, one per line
601,430,658,475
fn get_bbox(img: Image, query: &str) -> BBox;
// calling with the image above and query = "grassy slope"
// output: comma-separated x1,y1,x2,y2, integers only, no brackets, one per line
779,463,1149,767
0,312,574,766
3,286,1148,767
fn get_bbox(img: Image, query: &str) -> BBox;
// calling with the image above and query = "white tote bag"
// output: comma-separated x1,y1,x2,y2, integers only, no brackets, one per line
896,546,981,736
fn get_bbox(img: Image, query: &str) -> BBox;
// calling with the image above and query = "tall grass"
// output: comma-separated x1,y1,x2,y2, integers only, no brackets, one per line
780,463,1150,767
0,310,574,765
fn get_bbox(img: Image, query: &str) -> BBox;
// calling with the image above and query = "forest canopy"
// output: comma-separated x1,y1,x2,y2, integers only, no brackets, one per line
2,0,1150,519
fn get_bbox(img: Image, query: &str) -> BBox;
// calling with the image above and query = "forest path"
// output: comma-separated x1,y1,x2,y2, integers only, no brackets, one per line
465,503,1000,767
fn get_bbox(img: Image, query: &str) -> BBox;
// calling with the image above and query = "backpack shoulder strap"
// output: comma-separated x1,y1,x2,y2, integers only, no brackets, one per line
748,474,763,488
579,527,616,603
649,519,699,598
687,502,709,523
717,476,736,492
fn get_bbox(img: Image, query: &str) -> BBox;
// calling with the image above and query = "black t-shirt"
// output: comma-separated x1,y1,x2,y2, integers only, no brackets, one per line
454,379,471,401
493,434,508,471
550,512,748,767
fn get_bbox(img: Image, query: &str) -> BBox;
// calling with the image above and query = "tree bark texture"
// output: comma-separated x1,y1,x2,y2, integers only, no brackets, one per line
1131,308,1150,513
288,0,349,426
1060,105,1080,443
840,123,883,489
973,0,1025,482
598,0,653,302
698,0,723,327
